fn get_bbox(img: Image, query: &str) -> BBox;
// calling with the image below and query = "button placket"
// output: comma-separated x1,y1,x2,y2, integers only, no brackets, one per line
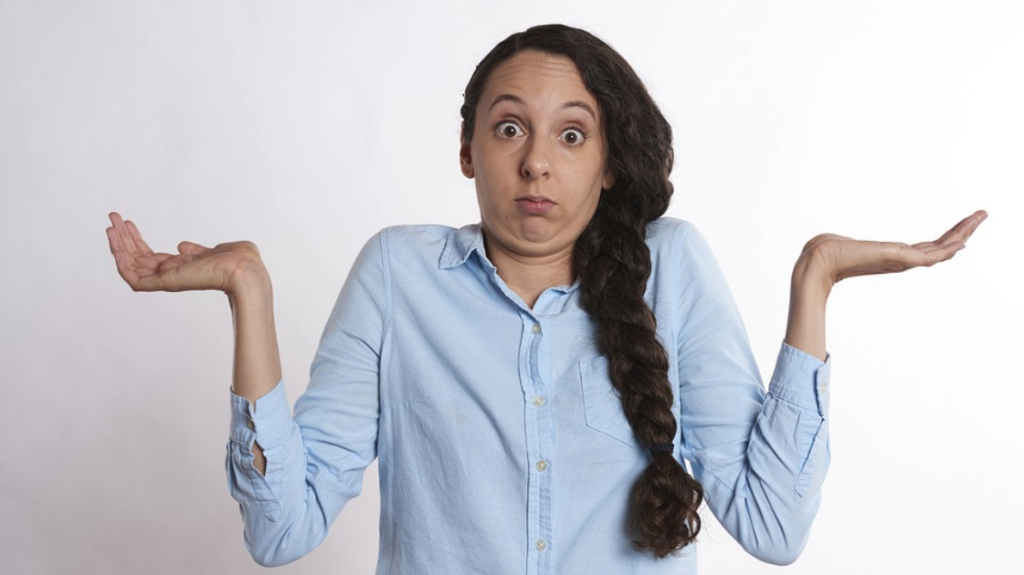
521,313,554,571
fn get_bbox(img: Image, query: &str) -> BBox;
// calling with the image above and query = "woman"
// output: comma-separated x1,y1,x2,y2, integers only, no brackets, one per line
106,24,985,573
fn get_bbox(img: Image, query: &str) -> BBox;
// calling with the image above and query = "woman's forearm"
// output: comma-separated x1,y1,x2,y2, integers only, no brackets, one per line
784,250,833,362
227,258,283,475
227,263,282,401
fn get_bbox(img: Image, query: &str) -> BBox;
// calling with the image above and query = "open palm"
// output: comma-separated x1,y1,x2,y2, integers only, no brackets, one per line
802,210,987,286
105,212,263,293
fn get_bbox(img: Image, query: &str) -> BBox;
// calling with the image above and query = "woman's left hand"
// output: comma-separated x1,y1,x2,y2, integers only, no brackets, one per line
796,210,987,292
785,210,987,360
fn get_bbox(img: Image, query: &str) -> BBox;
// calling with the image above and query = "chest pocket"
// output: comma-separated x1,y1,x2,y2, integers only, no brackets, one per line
579,356,638,446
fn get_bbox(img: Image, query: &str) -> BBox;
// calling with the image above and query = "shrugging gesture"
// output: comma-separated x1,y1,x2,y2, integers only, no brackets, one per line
786,210,987,361
102,21,992,571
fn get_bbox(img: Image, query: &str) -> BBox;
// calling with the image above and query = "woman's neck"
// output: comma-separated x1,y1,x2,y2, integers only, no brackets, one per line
482,233,575,309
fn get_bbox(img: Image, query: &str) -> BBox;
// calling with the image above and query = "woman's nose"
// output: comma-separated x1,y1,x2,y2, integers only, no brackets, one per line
520,137,552,180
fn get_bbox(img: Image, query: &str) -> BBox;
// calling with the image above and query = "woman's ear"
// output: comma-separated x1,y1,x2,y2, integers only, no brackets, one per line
459,125,474,179
602,167,615,190
459,142,474,179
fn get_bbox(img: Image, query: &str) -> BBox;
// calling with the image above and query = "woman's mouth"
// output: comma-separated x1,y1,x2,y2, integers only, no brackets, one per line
516,197,556,215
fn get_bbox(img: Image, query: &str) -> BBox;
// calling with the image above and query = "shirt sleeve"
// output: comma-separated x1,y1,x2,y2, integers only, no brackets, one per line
670,224,830,566
224,231,389,567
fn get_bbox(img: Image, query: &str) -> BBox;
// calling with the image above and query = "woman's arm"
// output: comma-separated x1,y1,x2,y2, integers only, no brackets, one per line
225,271,280,474
784,210,987,360
106,212,281,472
671,211,986,564
108,213,386,566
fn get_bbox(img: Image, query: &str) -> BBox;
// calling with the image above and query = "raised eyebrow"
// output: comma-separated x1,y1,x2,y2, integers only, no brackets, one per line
488,93,526,111
488,94,597,122
563,101,597,121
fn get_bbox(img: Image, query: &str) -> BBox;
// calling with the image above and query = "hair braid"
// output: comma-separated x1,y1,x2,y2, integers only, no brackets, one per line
575,196,703,558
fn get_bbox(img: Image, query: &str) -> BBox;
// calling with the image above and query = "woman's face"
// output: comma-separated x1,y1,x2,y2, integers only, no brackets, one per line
461,50,614,265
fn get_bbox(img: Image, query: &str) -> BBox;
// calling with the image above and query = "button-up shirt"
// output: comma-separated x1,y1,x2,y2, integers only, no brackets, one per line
227,218,831,574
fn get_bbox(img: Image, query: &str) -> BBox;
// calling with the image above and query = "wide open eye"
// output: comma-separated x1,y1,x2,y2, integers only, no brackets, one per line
495,121,524,139
560,127,586,147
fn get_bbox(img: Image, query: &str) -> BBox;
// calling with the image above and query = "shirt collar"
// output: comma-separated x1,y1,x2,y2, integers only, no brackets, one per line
439,223,486,270
438,222,581,297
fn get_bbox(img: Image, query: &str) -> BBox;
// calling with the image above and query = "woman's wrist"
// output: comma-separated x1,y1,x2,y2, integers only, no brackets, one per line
785,245,834,362
792,237,838,300
225,250,273,303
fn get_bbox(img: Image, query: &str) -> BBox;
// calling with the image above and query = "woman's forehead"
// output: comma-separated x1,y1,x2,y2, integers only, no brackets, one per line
481,51,598,114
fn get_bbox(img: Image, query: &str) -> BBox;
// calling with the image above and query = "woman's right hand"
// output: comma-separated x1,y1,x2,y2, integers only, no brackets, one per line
108,212,282,472
105,212,268,295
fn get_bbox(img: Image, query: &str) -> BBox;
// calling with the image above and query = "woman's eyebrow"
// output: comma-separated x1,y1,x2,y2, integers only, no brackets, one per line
489,94,525,110
488,94,597,121
563,101,596,121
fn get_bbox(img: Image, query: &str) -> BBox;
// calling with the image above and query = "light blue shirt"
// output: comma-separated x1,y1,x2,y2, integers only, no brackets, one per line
226,218,831,574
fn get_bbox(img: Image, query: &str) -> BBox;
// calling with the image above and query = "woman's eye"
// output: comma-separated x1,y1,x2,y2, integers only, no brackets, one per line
561,128,586,146
496,122,522,138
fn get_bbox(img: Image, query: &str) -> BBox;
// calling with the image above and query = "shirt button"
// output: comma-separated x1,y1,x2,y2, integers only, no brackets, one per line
531,323,541,335
533,396,545,407
536,539,547,551
536,460,548,472
819,381,829,394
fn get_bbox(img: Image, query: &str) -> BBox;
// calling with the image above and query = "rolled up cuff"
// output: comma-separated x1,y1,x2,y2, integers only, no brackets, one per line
768,342,831,416
229,381,293,448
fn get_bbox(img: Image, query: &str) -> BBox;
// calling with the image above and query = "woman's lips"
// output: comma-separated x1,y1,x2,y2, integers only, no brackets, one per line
516,197,556,215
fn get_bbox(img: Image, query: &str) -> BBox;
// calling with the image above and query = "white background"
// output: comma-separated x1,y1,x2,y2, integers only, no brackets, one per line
1,1,1021,573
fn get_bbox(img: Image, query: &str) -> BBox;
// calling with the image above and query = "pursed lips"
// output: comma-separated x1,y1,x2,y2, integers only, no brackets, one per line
515,195,557,215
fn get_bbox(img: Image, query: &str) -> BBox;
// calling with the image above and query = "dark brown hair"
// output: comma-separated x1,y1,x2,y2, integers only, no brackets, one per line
461,24,703,557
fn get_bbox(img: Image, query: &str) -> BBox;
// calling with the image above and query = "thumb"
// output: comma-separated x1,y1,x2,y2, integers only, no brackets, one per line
177,241,208,256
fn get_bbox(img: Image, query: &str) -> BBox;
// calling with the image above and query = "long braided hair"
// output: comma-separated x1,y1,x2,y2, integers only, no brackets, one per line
460,24,703,557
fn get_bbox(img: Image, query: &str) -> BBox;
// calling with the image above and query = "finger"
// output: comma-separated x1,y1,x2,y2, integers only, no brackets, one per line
107,216,152,288
105,225,122,255
885,241,931,270
108,212,142,257
910,211,986,252
125,219,155,256
935,210,987,246
177,241,209,256
955,210,988,243
106,226,134,272
863,241,955,273
107,222,173,291
909,241,965,267
919,240,965,256
107,227,143,287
